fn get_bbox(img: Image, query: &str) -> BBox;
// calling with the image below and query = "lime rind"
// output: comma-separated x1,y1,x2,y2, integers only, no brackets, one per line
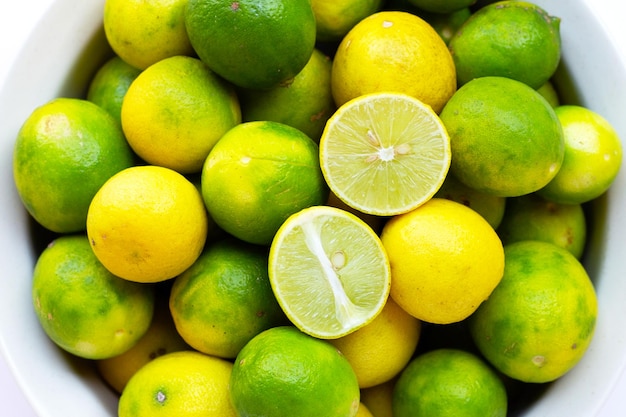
320,92,451,216
269,206,391,339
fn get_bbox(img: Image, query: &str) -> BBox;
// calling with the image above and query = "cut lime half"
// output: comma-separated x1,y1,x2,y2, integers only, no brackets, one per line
269,205,391,339
320,92,451,216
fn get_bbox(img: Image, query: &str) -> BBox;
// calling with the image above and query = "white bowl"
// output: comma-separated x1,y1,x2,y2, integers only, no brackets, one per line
1,0,625,416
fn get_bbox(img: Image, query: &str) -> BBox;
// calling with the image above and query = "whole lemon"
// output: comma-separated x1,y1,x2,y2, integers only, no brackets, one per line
381,198,505,324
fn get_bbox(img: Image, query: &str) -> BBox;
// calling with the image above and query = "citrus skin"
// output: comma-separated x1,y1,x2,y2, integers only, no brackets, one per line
32,235,154,360
13,98,135,233
331,11,456,113
440,76,565,197
170,238,286,359
121,55,241,174
119,351,238,417
185,0,316,89
87,165,209,283
104,0,194,70
381,198,505,324
393,348,507,417
538,105,623,204
469,240,598,383
230,326,360,417
449,0,561,88
202,121,328,245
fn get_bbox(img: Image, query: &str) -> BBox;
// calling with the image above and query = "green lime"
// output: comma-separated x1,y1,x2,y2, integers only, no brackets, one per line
201,121,328,246
269,206,391,339
537,105,623,204
434,173,506,229
32,234,154,360
536,80,561,108
440,76,564,197
185,0,316,89
319,92,451,217
170,238,286,359
230,326,360,417
448,0,561,88
86,56,141,124
121,55,241,174
239,48,335,143
13,97,135,233
469,240,598,383
393,348,507,417
496,193,587,259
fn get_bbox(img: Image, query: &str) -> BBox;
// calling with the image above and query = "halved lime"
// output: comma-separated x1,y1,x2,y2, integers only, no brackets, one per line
268,205,391,339
319,92,451,216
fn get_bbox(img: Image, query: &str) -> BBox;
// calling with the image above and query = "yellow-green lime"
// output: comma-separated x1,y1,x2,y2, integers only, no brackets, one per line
13,98,135,233
538,105,623,204
393,348,507,417
238,48,335,143
169,238,286,359
320,92,451,217
440,76,564,197
434,173,506,229
118,350,237,416
121,55,241,174
448,0,561,88
86,55,142,124
185,0,316,89
32,234,154,360
230,326,360,417
469,240,598,383
202,121,328,246
380,198,505,324
87,165,209,283
496,193,587,259
103,0,194,70
331,11,456,113
268,205,391,339
311,0,384,42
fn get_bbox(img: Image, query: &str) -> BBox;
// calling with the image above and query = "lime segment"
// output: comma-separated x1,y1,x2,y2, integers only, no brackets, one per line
319,92,451,216
269,205,390,339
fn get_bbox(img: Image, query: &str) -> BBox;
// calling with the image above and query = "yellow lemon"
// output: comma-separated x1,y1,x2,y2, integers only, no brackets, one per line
103,0,194,70
380,198,505,324
118,350,237,416
87,165,208,283
331,11,456,113
329,298,421,388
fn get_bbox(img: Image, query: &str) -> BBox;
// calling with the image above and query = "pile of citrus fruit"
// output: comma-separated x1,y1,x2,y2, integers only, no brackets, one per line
11,0,623,416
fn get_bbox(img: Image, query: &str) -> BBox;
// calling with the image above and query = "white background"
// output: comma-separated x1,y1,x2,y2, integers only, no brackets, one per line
1,0,626,416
